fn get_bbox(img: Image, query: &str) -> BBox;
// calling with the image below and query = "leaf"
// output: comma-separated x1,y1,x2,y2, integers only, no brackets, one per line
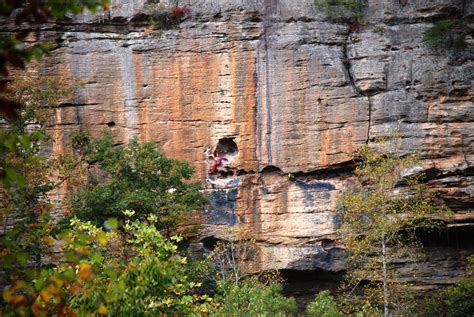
16,252,29,265
64,252,80,263
97,232,108,246
98,304,108,315
104,218,118,231
4,166,26,187
42,236,56,246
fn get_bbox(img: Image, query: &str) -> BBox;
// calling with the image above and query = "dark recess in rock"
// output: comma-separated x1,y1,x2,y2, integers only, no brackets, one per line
215,137,238,157
281,269,344,310
261,165,283,174
200,236,222,251
417,224,474,249
294,179,336,191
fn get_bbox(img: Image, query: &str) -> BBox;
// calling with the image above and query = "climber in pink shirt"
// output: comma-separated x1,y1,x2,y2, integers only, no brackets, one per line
205,148,229,174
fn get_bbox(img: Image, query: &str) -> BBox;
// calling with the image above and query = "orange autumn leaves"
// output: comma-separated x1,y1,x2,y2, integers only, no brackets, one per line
2,228,113,316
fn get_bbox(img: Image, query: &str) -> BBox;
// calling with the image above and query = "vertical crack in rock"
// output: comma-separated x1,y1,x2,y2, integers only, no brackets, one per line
366,96,372,144
256,43,263,164
341,29,372,143
259,0,278,166
264,28,272,165
341,42,358,94
122,47,138,139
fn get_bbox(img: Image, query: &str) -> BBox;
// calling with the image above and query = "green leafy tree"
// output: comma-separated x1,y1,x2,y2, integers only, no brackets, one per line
2,215,214,316
340,139,451,316
0,76,87,316
210,276,297,317
69,133,207,233
306,290,343,317
1,76,78,272
417,255,474,317
63,216,213,316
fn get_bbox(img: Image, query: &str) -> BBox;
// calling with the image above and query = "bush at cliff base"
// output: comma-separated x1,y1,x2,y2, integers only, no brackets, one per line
210,276,297,317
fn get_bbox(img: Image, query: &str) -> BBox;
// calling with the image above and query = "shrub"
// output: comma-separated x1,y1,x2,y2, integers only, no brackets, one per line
211,277,297,317
69,133,207,232
423,19,467,49
306,290,343,317
143,3,190,30
418,255,474,316
315,0,367,22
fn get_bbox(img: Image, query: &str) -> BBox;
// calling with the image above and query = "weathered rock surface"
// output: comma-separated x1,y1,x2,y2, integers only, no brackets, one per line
3,0,473,290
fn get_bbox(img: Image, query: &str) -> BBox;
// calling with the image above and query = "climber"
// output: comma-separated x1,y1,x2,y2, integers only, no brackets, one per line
209,156,228,174
205,147,229,174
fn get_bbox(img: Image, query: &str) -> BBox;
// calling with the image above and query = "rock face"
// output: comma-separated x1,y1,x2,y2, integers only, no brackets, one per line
4,0,473,292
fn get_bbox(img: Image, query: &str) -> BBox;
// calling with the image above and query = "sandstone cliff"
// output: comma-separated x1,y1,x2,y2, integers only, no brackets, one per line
4,0,473,295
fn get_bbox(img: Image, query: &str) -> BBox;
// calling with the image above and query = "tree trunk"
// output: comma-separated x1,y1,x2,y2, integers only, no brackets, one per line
382,235,389,317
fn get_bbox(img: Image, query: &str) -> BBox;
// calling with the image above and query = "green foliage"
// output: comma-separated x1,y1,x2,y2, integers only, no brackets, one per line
143,3,190,30
69,129,91,150
417,255,474,317
64,217,213,316
2,212,298,316
2,216,213,316
1,218,115,316
1,77,76,274
211,277,297,317
0,0,110,19
423,19,467,49
306,290,343,317
0,0,110,119
340,137,452,315
0,76,80,190
315,0,367,22
5,76,74,134
69,133,207,231
0,76,73,187
0,76,89,315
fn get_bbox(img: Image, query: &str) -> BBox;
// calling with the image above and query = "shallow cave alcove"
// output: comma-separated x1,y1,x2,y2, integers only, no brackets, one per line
215,137,238,157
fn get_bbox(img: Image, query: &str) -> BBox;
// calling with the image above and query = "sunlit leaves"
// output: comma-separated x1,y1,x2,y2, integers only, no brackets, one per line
104,218,118,231
211,277,297,317
340,138,452,313
57,219,213,316
306,290,343,317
